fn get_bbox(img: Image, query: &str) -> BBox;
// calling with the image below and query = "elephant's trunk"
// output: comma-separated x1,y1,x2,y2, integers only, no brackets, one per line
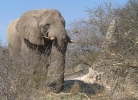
54,52,65,93
52,37,67,93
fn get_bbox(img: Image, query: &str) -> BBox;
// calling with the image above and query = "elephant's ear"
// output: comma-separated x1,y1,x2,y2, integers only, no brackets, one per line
16,10,44,45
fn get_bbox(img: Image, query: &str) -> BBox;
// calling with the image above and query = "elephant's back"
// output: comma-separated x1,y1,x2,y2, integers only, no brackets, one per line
19,9,61,18
7,18,21,57
7,18,19,40
19,9,45,18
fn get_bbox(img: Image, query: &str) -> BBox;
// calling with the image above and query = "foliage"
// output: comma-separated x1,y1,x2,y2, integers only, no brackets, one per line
67,0,138,99
1,0,138,99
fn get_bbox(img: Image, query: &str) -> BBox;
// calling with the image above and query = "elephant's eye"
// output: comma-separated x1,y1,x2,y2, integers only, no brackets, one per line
43,23,50,29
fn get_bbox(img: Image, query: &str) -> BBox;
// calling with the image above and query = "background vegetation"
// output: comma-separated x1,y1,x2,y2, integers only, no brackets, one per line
0,0,138,99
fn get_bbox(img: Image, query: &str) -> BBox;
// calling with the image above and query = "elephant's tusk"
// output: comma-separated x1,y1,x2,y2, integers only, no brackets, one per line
69,40,76,43
50,37,55,40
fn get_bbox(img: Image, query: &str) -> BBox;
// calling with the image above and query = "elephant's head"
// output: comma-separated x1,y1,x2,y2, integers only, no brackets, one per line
16,9,74,93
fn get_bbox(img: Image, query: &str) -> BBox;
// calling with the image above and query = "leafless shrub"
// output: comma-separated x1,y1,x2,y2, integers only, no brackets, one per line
66,1,138,99
66,3,116,68
0,44,53,99
1,1,138,100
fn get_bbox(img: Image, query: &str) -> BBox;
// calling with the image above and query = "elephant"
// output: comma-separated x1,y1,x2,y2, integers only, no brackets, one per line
7,9,74,93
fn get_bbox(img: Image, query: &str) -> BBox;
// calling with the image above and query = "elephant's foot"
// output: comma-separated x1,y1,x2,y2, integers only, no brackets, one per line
52,71,64,93
53,77,64,93
54,83,64,93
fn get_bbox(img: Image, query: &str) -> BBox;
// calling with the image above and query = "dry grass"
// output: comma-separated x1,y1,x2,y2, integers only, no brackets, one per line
0,46,110,100
0,38,138,100
1,1,138,100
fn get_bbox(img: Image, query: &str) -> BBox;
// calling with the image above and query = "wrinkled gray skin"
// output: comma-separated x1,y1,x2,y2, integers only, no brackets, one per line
7,9,72,93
